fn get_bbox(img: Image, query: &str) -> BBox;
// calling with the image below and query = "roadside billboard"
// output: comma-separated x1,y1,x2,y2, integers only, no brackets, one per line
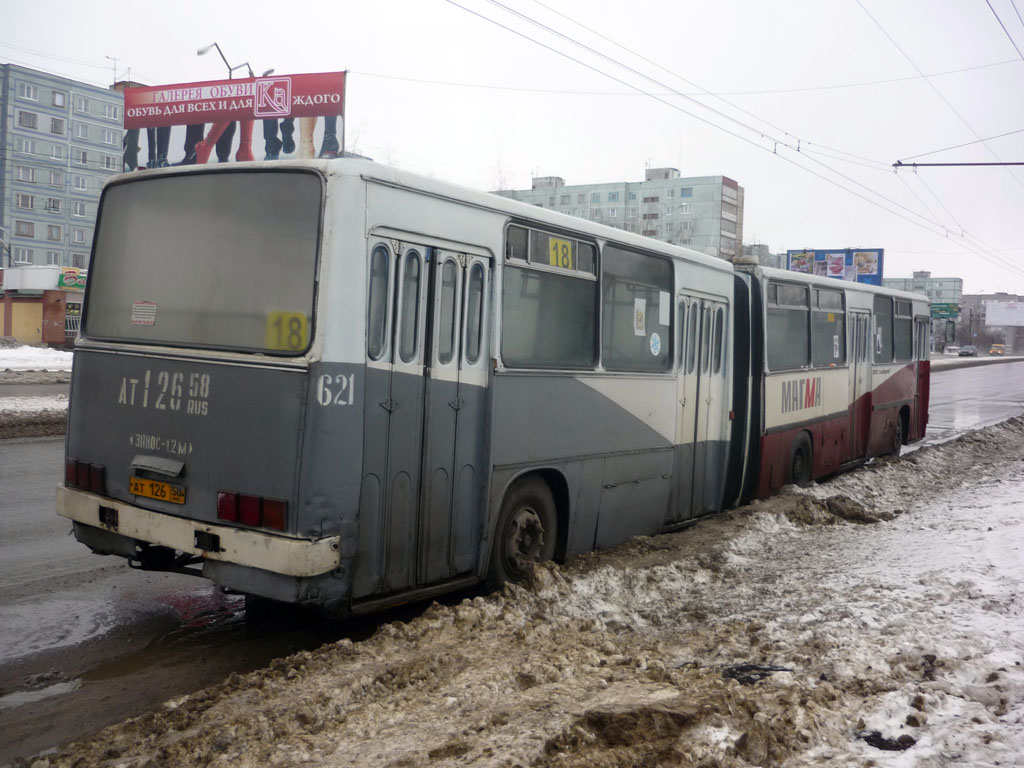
985,300,1024,327
785,248,884,286
118,71,346,168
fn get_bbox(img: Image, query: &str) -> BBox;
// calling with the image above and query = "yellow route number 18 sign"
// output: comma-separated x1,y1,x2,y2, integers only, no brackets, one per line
265,311,309,352
548,237,574,270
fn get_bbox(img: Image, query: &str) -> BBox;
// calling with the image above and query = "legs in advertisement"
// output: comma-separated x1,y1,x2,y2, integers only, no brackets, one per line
262,118,295,160
176,124,206,165
122,129,141,171
146,126,171,168
320,115,339,158
297,117,316,159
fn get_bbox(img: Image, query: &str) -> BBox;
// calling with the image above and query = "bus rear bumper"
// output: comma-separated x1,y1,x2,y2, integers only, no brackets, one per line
57,486,342,578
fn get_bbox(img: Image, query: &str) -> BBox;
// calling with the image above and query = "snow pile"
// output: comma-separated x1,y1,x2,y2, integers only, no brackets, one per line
0,341,72,371
42,418,1024,768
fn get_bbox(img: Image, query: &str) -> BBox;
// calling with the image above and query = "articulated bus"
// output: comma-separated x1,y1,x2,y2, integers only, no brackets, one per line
58,159,929,615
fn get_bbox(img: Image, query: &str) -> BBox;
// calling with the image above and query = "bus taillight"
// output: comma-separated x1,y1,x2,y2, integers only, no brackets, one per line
216,492,239,522
239,495,261,527
262,499,287,530
216,492,287,531
65,458,106,495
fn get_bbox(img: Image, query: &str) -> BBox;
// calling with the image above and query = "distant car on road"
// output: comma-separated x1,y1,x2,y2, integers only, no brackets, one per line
959,345,978,357
989,344,1006,356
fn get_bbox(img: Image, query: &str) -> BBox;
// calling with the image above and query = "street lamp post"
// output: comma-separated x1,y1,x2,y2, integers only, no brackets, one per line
194,42,260,164
197,42,254,79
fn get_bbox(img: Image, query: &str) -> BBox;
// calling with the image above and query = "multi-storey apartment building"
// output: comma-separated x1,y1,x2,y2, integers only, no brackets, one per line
499,167,744,261
882,270,963,308
1,64,123,270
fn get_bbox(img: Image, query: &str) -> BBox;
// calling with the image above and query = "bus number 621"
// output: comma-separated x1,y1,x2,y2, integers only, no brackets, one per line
317,373,355,406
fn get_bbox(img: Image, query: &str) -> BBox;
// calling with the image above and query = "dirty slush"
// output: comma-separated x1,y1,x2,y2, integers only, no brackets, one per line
14,402,1024,766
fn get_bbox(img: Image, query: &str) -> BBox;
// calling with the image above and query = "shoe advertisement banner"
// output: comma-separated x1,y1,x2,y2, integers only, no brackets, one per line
117,72,345,169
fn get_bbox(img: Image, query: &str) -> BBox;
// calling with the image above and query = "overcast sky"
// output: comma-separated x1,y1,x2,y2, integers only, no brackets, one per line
5,0,1023,294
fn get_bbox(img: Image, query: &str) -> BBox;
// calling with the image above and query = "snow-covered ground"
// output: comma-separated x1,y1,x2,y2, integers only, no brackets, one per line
38,417,1024,767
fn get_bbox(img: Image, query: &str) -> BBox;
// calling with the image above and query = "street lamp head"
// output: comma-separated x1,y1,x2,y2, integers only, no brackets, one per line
197,43,216,56
261,68,275,77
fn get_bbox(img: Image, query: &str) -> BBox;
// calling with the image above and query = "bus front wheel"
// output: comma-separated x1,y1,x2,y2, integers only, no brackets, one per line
789,432,813,487
488,476,557,587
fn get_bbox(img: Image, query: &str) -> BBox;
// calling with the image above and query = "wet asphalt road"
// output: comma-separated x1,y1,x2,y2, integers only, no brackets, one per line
0,360,1022,764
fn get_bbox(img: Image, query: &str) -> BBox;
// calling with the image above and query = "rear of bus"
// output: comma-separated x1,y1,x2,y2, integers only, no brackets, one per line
57,166,352,612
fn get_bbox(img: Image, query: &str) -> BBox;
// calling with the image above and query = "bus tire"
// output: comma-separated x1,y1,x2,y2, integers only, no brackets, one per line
487,476,557,587
789,432,813,487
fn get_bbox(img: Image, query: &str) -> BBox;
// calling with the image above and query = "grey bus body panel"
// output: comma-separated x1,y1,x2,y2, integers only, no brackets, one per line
488,372,729,557
67,349,308,530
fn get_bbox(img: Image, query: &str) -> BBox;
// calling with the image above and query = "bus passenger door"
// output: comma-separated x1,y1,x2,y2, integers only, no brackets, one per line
356,241,430,597
419,251,491,584
700,302,729,513
673,298,706,520
850,311,872,459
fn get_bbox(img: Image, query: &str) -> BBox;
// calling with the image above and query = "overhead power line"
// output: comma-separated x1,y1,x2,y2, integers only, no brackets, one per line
895,161,1024,168
446,0,1024,279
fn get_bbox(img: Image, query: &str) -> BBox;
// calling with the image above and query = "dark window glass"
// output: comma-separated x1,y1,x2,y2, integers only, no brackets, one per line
368,244,390,360
506,225,528,261
398,251,421,363
686,302,699,374
601,246,672,372
712,306,725,374
777,284,808,306
812,308,845,366
465,263,485,364
767,283,809,370
437,259,458,364
874,296,894,363
894,316,912,361
817,288,843,310
700,308,711,373
501,265,595,368
577,242,596,274
84,171,322,353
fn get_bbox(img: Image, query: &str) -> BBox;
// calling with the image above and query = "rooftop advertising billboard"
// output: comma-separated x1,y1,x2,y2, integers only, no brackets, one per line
985,300,1024,327
785,248,884,286
118,71,346,168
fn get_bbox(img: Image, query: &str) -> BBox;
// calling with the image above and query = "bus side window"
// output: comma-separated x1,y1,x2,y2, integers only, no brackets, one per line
367,244,391,361
812,288,845,367
712,306,725,375
766,282,809,370
686,302,699,374
437,259,458,365
894,300,913,361
398,250,422,363
873,296,894,363
465,262,485,364
700,307,711,374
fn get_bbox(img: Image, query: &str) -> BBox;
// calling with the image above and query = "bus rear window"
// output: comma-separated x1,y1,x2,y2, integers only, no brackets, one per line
84,170,321,354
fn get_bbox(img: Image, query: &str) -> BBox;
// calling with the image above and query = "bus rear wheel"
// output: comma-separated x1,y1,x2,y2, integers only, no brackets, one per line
488,476,557,587
789,432,813,487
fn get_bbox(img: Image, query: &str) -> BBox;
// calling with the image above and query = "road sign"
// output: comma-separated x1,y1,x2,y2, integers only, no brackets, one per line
930,303,959,319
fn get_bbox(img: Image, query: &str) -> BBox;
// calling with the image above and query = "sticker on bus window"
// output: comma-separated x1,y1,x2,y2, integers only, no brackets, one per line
265,311,309,351
634,298,646,336
650,332,661,356
548,237,574,270
131,301,157,326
